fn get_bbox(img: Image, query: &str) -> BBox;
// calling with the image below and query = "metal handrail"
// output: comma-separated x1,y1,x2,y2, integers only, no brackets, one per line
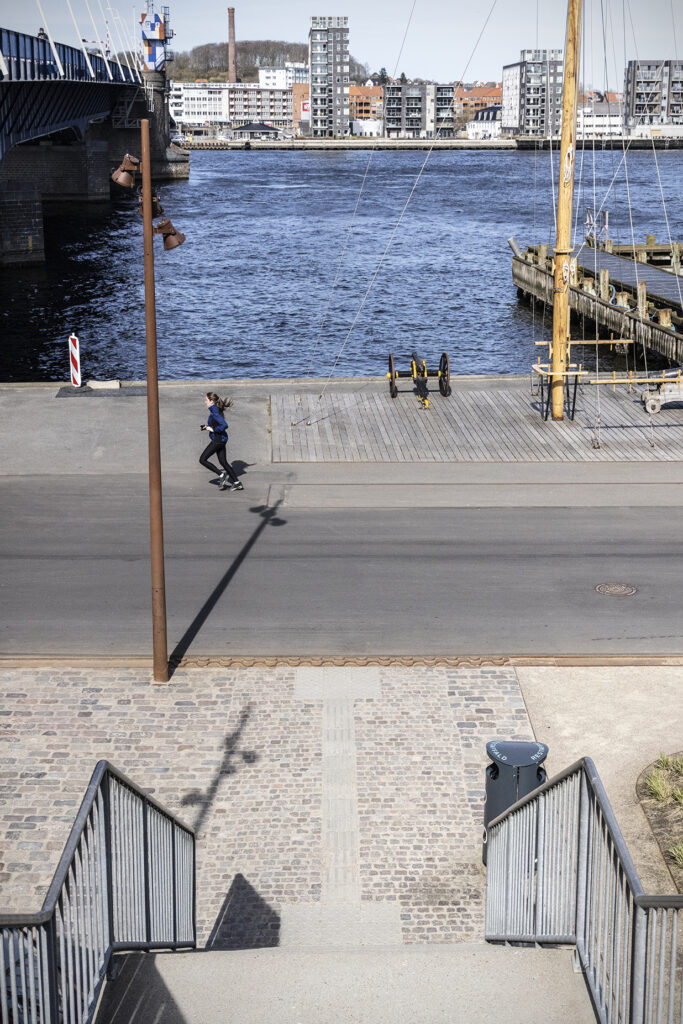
0,760,195,1023
0,28,131,83
485,756,683,1024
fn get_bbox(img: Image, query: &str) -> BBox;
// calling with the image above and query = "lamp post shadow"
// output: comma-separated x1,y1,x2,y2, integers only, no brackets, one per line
168,500,286,675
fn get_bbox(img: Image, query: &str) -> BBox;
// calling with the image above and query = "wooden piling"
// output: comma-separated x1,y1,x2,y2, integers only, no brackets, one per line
637,280,648,318
599,268,610,301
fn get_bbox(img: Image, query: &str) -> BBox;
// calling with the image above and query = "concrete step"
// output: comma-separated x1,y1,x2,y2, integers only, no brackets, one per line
96,944,594,1024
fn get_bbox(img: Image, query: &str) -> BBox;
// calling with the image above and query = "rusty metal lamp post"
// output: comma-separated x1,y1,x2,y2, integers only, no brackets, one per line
112,119,185,682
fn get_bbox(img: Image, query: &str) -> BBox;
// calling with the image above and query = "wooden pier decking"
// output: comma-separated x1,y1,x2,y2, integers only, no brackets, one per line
271,380,683,463
512,248,683,364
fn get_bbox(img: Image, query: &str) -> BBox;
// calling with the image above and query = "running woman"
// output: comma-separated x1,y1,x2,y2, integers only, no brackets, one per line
199,393,243,491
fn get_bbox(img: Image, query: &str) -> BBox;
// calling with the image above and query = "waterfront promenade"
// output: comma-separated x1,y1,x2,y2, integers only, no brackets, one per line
2,372,683,1019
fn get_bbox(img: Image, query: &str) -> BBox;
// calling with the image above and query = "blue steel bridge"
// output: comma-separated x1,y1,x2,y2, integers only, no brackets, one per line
0,27,140,159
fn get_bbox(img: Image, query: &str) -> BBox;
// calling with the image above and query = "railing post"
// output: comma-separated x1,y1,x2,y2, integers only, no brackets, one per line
534,792,545,938
142,798,151,946
101,773,116,948
44,917,61,1024
575,770,590,954
629,903,648,1024
171,824,178,943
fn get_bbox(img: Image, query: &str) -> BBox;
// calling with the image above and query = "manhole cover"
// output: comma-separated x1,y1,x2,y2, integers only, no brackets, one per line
595,583,637,597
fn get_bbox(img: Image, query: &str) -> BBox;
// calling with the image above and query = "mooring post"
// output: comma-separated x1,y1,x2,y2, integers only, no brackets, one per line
658,308,672,328
637,280,648,318
616,291,630,308
537,244,548,266
646,233,656,247
570,257,578,285
636,249,648,264
599,268,609,301
672,242,681,274
605,238,613,253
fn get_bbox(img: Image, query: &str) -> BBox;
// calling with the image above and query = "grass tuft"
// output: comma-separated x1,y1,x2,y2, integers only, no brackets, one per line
671,755,683,776
656,753,672,771
673,788,683,808
646,769,673,802
668,842,683,869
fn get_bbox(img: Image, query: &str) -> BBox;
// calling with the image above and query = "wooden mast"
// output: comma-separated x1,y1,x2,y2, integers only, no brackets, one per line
551,0,583,419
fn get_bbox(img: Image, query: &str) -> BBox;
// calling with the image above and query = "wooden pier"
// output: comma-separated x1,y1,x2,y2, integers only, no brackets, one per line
271,378,683,463
513,243,683,364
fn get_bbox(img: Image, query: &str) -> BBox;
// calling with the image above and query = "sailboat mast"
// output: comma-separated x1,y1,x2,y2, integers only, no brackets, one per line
551,0,583,420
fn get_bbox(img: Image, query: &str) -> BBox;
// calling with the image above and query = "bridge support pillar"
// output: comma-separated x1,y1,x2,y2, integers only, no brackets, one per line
0,185,44,265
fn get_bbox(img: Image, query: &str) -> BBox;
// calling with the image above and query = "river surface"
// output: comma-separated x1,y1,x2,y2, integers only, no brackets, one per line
1,148,681,381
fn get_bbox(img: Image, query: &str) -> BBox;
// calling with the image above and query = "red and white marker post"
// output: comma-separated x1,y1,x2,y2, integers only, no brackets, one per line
68,333,81,387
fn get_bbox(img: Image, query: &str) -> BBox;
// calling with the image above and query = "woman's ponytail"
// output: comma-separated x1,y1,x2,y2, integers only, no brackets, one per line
206,392,233,414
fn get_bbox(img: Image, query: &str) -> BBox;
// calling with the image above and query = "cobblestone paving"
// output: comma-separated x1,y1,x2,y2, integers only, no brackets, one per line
0,666,533,946
356,667,533,943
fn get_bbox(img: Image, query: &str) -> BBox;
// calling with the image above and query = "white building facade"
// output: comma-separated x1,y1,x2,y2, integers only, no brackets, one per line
169,80,293,132
466,105,502,139
258,62,309,89
576,102,623,138
309,16,350,137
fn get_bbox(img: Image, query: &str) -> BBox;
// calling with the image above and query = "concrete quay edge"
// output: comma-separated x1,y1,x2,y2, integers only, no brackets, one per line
3,654,683,669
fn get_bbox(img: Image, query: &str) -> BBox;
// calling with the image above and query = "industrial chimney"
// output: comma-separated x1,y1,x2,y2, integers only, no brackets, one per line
228,7,237,83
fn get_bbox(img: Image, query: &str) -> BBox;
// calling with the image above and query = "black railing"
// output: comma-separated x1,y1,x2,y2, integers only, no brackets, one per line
0,27,134,83
0,761,195,1023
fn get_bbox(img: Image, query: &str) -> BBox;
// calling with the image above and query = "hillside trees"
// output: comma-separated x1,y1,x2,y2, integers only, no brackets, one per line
170,40,368,83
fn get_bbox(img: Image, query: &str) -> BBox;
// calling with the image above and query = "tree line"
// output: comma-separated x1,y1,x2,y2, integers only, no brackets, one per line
170,40,368,83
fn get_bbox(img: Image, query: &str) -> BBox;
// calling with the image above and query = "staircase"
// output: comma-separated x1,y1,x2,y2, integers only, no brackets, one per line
95,945,592,1024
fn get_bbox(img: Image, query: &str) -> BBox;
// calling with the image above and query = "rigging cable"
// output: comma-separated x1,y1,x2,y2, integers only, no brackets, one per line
291,0,418,425
623,0,657,444
317,0,500,399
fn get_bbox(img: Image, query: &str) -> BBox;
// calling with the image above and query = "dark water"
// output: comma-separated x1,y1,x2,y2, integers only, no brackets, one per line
1,148,681,381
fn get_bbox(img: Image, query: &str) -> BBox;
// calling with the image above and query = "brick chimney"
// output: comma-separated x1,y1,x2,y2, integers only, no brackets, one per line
228,7,237,83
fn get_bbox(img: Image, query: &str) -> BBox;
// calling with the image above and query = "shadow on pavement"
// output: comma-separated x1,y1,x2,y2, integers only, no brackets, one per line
180,703,257,837
168,500,286,672
205,873,281,950
96,953,188,1024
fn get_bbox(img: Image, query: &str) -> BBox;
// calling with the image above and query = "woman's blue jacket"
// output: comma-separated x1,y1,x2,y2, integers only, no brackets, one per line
207,404,228,442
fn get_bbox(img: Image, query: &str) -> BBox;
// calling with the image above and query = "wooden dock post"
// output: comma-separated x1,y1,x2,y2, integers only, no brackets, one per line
658,308,672,328
646,234,656,247
637,280,648,318
599,268,610,301
570,257,578,285
673,242,681,274
605,239,613,253
537,244,548,265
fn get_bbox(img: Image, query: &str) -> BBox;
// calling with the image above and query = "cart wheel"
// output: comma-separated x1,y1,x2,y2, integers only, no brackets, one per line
388,353,398,398
438,352,451,397
644,394,662,415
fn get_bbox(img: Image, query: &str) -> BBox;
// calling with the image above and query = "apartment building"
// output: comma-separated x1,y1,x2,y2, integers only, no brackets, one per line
383,83,455,138
349,84,383,120
623,60,683,130
169,80,293,132
258,62,309,89
308,16,350,137
292,81,311,134
453,83,502,125
502,49,564,137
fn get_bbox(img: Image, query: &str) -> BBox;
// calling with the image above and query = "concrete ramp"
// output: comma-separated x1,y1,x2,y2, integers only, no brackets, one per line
96,945,594,1024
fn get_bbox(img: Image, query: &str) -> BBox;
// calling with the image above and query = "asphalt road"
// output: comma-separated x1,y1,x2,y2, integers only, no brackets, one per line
2,475,682,658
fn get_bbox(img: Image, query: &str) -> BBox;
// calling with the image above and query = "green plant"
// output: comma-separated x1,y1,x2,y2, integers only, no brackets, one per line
646,769,673,802
668,842,683,869
673,788,683,807
655,753,672,771
671,755,683,776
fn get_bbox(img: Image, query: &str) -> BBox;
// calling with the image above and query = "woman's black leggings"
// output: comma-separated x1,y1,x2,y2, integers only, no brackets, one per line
199,440,239,482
